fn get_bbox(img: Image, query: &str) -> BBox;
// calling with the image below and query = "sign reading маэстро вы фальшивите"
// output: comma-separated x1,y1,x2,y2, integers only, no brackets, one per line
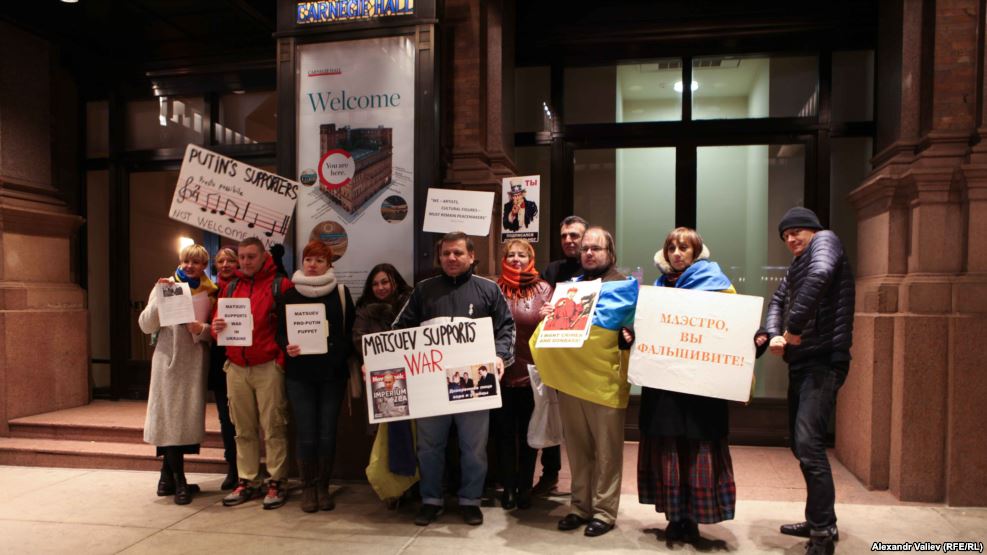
296,0,415,25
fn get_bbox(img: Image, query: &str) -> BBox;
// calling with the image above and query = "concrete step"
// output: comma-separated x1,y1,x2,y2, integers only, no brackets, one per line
0,437,228,473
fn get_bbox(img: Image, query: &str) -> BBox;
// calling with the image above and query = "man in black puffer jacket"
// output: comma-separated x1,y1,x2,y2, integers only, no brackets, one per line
757,207,854,555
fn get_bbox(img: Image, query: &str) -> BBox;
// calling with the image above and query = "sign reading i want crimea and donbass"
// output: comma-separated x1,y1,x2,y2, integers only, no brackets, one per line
296,0,414,24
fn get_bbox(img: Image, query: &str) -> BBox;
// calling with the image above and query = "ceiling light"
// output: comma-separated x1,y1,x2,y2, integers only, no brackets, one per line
628,85,642,92
673,81,699,93
61,0,79,3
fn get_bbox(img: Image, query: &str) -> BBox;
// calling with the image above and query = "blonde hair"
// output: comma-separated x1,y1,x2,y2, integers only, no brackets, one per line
215,247,238,264
502,239,535,261
180,244,210,265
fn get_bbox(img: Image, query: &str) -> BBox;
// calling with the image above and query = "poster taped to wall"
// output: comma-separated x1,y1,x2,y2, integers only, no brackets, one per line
422,188,495,236
362,317,501,424
628,285,762,402
501,175,540,242
168,145,298,249
295,37,416,299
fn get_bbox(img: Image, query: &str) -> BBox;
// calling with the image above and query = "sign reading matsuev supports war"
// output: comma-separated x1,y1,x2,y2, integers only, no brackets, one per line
362,317,501,424
628,286,762,403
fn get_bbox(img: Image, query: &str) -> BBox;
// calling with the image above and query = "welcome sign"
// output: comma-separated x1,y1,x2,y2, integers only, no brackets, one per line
362,317,501,423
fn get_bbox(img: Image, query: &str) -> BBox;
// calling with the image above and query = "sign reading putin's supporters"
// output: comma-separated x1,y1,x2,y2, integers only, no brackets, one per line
628,286,763,403
362,317,502,424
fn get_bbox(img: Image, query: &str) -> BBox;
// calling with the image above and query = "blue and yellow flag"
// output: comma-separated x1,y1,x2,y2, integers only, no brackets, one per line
529,277,638,408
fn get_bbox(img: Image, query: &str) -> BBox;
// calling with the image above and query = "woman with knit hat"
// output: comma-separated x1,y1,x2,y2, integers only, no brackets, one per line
276,239,355,513
494,239,553,510
138,243,218,505
637,227,738,544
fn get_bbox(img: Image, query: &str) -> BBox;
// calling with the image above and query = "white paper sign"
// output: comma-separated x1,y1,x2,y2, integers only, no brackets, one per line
362,317,502,423
286,303,328,355
156,282,195,327
217,298,253,347
535,279,602,349
192,292,212,324
628,286,763,402
169,145,299,250
422,188,495,236
501,175,540,242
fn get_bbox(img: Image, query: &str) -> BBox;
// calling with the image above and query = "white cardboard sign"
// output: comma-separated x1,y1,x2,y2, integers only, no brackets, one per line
422,188,495,236
169,145,298,249
285,303,328,355
361,317,502,423
628,285,763,402
217,298,253,347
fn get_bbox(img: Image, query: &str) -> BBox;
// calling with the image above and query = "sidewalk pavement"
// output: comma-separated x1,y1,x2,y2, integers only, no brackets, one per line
0,460,984,554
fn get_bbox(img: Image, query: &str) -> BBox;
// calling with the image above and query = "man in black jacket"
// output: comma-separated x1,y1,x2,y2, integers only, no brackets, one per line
393,231,516,527
757,207,854,555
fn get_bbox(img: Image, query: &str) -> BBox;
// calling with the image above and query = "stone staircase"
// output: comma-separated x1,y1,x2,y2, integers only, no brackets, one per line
0,400,227,473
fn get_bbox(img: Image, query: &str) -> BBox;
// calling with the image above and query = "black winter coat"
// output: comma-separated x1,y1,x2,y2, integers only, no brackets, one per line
275,285,355,382
765,230,855,369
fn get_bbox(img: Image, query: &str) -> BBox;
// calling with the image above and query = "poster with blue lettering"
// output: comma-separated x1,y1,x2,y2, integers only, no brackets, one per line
295,36,415,299
168,145,299,249
361,317,501,423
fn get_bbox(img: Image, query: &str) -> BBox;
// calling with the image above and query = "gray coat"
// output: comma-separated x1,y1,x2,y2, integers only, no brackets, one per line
138,286,211,447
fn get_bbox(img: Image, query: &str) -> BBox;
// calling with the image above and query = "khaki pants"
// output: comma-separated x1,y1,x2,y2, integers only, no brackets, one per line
225,360,289,482
558,391,626,524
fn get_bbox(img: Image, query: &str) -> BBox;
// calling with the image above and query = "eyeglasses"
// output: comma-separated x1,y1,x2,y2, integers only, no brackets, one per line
579,245,606,253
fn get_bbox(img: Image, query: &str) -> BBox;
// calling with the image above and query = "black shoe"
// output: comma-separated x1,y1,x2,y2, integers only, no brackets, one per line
517,490,533,510
557,513,589,531
174,483,193,505
665,521,685,541
805,536,836,555
532,474,559,496
462,505,483,525
500,490,517,510
584,518,614,537
158,480,199,498
781,522,840,542
682,519,700,543
414,504,443,526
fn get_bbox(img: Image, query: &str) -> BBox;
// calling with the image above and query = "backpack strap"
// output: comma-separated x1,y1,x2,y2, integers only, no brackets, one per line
225,277,239,298
272,274,283,299
338,284,347,321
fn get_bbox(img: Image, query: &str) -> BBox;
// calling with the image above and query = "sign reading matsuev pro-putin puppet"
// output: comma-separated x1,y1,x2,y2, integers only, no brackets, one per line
628,286,763,403
169,145,298,249
362,317,501,424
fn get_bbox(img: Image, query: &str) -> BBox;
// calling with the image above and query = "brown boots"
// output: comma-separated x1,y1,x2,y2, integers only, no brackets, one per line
298,457,336,512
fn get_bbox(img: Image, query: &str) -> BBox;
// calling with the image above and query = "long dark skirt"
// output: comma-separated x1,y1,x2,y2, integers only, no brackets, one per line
637,435,736,524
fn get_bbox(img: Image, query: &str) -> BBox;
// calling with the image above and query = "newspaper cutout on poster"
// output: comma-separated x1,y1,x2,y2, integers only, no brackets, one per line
217,298,253,347
501,175,540,242
168,145,298,249
628,286,762,403
285,303,328,355
295,37,416,299
156,282,195,327
362,317,501,423
422,188,495,236
535,279,602,349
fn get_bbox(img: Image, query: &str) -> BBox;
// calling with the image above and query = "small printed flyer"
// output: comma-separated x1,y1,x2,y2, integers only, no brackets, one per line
422,188,495,236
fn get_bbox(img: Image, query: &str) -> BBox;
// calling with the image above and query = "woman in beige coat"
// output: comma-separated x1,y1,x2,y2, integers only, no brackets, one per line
138,244,217,504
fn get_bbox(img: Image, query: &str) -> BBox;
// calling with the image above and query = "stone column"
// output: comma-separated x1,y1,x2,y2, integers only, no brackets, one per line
841,0,987,505
0,23,87,434
442,0,517,274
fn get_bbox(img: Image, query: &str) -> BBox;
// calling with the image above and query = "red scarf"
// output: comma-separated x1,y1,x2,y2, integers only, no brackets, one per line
498,259,540,300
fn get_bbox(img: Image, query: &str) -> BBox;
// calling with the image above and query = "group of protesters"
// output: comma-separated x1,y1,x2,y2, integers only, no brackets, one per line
138,205,852,555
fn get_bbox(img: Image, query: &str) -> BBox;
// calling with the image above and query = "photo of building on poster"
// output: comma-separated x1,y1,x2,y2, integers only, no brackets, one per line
318,123,393,215
447,362,499,402
370,368,409,419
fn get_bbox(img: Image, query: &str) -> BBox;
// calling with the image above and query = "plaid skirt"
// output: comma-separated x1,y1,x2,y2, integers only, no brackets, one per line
637,435,736,524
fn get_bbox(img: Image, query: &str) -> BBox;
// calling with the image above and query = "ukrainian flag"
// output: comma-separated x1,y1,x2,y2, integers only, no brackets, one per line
529,277,639,409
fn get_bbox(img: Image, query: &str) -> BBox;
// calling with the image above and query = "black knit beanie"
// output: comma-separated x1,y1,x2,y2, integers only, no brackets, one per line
778,207,823,239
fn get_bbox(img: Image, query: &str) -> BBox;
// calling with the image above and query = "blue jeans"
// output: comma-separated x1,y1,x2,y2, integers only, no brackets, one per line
286,377,346,461
788,364,847,531
417,410,489,506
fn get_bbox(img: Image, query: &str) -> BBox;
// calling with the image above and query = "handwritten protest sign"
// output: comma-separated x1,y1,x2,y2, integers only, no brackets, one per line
169,145,299,249
501,175,540,242
362,317,501,423
217,298,253,347
156,282,195,327
535,279,602,349
422,188,494,236
286,303,328,355
628,286,763,402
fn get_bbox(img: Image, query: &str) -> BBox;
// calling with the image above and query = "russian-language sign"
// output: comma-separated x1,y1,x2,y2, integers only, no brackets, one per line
169,145,298,249
628,286,762,402
501,175,540,242
362,317,501,423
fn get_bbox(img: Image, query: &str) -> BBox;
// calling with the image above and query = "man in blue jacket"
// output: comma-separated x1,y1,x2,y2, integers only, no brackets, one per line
757,207,854,555
393,231,516,527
